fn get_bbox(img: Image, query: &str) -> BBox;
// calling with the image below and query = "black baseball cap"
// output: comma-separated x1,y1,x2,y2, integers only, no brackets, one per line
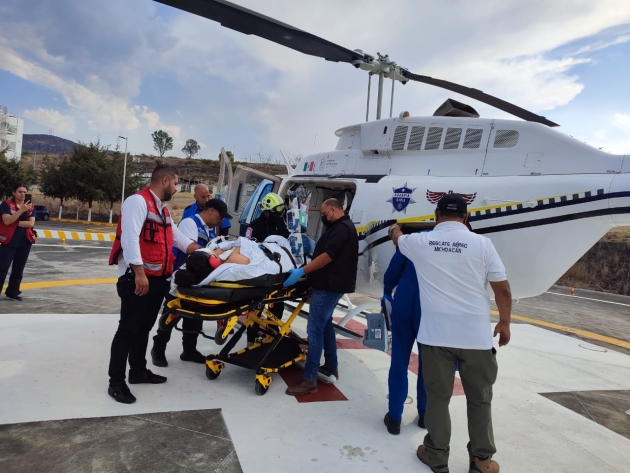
436,193,468,214
204,198,233,219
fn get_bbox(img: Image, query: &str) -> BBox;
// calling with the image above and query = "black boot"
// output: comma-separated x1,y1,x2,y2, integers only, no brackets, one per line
384,413,401,435
108,383,136,404
128,369,167,384
418,416,426,429
151,347,168,367
180,350,206,364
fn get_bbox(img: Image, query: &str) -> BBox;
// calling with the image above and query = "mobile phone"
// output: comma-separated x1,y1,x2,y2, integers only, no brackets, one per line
25,193,32,203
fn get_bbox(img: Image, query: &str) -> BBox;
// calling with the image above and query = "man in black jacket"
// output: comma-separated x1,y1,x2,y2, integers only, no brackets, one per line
283,198,358,396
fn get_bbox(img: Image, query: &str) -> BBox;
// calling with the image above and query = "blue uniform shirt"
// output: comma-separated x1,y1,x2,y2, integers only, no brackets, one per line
383,248,419,297
181,202,231,230
172,215,216,270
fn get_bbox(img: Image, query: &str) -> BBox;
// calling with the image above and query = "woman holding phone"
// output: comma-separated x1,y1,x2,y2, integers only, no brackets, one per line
0,184,36,301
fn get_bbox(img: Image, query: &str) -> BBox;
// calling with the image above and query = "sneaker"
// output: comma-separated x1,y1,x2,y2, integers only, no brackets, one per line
128,369,167,384
285,379,317,396
108,383,136,404
469,456,500,473
5,294,23,301
383,413,401,435
180,350,206,364
320,366,339,380
151,348,168,367
418,416,426,429
416,445,449,473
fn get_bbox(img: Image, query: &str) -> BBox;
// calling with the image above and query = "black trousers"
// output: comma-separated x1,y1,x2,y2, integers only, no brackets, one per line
0,243,32,297
247,302,285,342
152,290,202,353
108,272,168,385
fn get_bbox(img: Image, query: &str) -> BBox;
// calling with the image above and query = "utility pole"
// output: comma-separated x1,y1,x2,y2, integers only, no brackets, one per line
117,136,129,223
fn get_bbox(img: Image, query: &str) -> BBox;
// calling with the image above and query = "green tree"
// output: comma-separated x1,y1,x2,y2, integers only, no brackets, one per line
100,149,143,222
152,130,173,157
182,139,201,159
218,150,235,163
0,150,38,199
39,156,74,216
67,141,108,221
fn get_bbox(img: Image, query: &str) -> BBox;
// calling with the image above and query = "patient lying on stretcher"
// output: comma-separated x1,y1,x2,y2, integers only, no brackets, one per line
173,236,297,288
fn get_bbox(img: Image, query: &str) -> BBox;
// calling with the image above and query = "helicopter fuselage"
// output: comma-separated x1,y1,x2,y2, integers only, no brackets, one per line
259,115,629,299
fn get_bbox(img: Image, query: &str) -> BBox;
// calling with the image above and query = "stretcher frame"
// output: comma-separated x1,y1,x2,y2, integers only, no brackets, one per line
158,278,312,395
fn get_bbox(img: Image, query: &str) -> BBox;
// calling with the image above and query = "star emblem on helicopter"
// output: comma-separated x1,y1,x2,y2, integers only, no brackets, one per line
387,184,417,213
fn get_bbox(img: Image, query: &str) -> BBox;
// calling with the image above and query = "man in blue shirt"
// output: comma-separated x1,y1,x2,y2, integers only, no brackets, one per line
382,231,428,435
181,184,231,236
151,199,231,366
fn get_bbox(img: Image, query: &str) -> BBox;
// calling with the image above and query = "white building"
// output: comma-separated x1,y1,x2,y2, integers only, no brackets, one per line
0,107,24,161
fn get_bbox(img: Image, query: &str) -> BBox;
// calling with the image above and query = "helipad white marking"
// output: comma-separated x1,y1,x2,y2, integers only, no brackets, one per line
1,313,629,472
546,291,630,307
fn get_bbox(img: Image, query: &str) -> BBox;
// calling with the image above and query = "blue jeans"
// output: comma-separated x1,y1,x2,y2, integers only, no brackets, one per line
303,290,343,381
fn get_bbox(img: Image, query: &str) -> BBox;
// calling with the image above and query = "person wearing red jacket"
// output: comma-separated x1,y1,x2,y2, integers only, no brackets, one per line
107,165,200,404
0,183,36,301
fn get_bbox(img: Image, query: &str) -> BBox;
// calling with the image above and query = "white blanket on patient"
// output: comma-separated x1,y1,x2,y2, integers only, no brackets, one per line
171,236,296,294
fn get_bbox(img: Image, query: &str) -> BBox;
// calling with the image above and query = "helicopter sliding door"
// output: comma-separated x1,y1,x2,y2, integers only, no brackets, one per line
223,165,281,236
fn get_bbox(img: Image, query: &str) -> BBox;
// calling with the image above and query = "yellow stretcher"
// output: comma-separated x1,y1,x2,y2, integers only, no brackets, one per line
158,274,312,395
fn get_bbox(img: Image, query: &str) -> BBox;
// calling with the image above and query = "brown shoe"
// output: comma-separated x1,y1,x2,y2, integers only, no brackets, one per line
469,456,499,473
416,445,449,473
285,379,317,396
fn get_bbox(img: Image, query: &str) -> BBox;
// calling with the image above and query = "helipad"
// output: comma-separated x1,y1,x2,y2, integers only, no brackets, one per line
0,237,629,472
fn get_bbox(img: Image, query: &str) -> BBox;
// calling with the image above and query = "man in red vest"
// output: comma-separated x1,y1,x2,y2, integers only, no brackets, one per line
107,164,201,404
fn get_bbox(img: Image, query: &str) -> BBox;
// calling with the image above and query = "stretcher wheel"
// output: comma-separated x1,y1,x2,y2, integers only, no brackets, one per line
254,374,272,395
206,366,221,380
254,379,269,396
205,360,224,380
158,313,179,331
214,325,229,345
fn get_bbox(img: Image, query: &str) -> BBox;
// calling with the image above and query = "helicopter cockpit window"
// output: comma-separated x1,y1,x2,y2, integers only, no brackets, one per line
463,128,483,149
407,126,425,150
391,126,408,150
425,126,444,150
493,130,519,148
444,128,463,149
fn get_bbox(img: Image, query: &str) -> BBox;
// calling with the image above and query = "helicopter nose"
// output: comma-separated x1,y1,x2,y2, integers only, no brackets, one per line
609,173,630,226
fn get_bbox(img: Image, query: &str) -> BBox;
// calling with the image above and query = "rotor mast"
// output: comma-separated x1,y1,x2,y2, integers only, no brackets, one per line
353,51,408,121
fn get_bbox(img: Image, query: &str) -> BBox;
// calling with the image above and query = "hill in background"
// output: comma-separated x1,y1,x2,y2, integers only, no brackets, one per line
23,134,76,154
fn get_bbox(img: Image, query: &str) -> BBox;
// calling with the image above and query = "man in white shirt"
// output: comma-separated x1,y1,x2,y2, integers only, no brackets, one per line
389,193,512,473
107,165,201,404
151,199,231,367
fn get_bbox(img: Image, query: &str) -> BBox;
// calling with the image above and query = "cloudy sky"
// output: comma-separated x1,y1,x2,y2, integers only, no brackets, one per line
1,0,630,161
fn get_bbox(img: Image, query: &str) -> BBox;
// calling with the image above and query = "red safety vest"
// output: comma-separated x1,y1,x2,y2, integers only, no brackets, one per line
108,187,175,277
0,199,35,245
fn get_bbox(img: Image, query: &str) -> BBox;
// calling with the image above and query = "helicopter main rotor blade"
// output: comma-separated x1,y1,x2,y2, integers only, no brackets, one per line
403,71,559,127
155,0,559,127
154,0,364,64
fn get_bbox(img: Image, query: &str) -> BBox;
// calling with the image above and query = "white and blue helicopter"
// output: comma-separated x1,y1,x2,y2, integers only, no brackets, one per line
158,0,630,301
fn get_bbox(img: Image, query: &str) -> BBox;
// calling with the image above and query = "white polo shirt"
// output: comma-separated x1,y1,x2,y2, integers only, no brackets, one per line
398,221,507,350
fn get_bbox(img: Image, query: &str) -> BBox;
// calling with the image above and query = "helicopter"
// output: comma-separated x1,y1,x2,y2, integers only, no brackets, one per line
156,0,630,300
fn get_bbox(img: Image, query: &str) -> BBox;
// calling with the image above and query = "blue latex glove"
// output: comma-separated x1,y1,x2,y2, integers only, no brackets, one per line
284,267,305,287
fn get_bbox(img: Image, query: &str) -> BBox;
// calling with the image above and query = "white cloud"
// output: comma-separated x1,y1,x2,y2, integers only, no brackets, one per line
0,39,140,132
2,0,630,157
573,33,630,55
590,114,630,153
614,113,630,132
135,106,181,140
23,108,76,134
